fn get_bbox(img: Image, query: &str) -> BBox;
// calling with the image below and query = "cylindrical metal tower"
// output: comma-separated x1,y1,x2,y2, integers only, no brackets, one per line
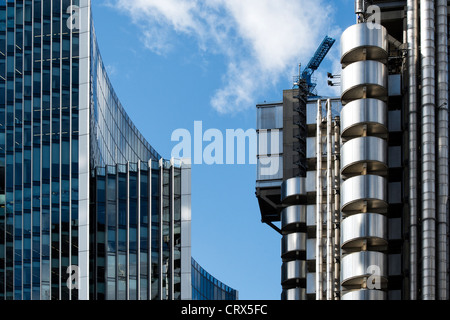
280,178,307,300
339,22,389,300
281,78,309,300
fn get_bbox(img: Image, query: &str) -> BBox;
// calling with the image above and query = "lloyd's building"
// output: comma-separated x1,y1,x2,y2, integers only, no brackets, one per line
256,0,450,300
0,0,238,301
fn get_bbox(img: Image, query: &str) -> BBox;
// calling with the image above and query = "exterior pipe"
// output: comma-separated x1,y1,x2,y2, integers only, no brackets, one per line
333,116,341,300
316,100,324,300
420,0,437,300
355,0,365,23
436,0,448,300
326,99,334,300
407,0,419,300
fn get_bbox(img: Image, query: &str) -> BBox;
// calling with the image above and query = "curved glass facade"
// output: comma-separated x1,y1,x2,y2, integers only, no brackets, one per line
89,23,161,168
0,0,236,301
192,258,238,300
0,0,192,300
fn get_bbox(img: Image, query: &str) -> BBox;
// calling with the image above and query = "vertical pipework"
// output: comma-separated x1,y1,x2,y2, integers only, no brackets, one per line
355,0,365,23
326,99,334,300
316,100,323,300
407,0,419,300
333,117,341,300
436,0,448,300
420,0,437,300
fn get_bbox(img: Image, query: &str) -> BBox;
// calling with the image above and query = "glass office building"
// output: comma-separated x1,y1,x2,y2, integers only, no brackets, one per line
191,258,238,300
90,160,191,301
0,0,196,300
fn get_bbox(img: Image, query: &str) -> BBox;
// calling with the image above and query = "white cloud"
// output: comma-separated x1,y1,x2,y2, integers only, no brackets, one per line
105,64,118,77
110,0,338,114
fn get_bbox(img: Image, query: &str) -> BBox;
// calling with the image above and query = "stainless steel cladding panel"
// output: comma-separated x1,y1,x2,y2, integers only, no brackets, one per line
281,177,307,204
341,61,388,104
340,251,388,286
281,260,307,284
341,288,387,300
341,213,388,250
340,175,388,213
341,136,388,177
282,233,307,259
281,288,307,300
281,205,307,231
340,98,388,140
340,23,388,68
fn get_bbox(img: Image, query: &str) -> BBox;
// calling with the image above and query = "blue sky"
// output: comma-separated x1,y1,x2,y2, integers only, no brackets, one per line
91,0,355,300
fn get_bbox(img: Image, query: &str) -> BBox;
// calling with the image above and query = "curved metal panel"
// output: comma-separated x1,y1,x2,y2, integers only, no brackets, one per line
341,23,388,68
341,251,387,287
281,205,307,231
281,288,306,300
340,98,388,140
341,213,388,250
282,233,307,258
341,60,388,104
341,175,387,213
281,177,307,204
341,289,387,300
341,136,388,177
281,260,306,284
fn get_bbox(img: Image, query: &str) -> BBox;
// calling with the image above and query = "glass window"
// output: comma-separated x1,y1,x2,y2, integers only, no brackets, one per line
129,227,137,252
96,177,105,203
107,202,116,228
118,228,126,252
118,200,126,227
129,279,137,300
129,253,137,277
140,278,148,300
106,279,116,300
118,280,126,301
129,200,137,227
107,176,116,201
107,255,116,279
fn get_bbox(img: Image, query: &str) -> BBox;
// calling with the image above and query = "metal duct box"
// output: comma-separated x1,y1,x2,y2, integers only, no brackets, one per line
388,74,402,96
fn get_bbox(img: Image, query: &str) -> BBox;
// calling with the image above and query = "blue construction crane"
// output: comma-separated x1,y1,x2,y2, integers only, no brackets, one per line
295,35,336,96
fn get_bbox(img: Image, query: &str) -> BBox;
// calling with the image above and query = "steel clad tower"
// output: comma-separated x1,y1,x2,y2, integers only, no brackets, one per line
256,0,450,300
